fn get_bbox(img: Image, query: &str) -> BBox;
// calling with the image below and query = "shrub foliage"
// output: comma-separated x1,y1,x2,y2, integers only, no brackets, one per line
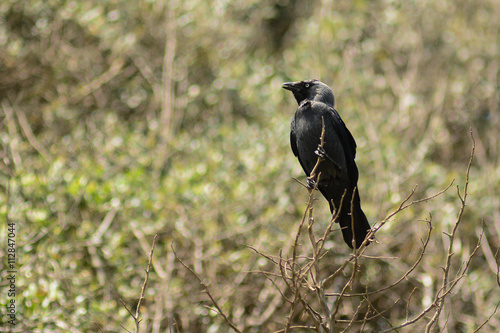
1,0,499,331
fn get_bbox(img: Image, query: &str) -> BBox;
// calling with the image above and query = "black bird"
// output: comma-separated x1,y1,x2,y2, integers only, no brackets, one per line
283,79,370,249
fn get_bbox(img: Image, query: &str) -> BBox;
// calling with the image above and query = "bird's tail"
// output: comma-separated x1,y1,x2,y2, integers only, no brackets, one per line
334,189,371,249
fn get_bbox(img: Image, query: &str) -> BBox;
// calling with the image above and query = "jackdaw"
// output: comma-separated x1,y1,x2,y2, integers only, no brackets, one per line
283,79,371,249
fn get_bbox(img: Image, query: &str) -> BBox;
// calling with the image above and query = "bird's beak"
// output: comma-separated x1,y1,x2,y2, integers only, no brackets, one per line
282,81,300,92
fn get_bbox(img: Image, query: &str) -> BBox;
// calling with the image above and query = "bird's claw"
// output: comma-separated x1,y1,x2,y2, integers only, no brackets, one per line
315,145,326,159
306,178,316,189
316,145,342,172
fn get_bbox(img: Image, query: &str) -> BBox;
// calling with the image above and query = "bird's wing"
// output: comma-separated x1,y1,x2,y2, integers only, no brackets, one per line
290,117,312,177
330,107,357,159
326,105,359,184
290,119,299,157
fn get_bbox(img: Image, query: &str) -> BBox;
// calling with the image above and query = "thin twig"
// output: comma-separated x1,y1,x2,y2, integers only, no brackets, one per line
120,234,158,333
171,245,242,333
14,104,51,161
496,247,500,288
135,234,158,323
378,130,476,333
246,245,281,266
425,130,475,333
326,218,433,298
471,302,500,333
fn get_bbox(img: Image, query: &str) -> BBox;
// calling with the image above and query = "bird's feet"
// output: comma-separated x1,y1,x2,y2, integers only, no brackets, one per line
306,178,316,189
315,145,326,159
315,145,342,172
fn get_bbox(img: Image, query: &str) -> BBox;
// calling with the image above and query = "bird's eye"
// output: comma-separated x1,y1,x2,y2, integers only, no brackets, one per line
305,83,310,88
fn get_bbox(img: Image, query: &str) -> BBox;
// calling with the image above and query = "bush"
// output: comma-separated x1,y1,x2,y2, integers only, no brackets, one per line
1,0,499,331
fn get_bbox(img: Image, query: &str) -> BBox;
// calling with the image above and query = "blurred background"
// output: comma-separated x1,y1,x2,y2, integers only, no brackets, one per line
1,0,499,331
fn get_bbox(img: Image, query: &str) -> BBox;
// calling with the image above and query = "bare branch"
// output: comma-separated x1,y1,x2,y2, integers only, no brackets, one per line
14,103,51,161
472,302,500,333
425,130,475,333
247,245,281,266
326,218,433,298
171,245,242,333
496,248,500,288
372,180,454,236
120,234,158,333
120,298,137,321
135,234,158,323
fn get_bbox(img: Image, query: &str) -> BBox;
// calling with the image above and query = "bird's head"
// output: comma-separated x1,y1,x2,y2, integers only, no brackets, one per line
282,79,335,107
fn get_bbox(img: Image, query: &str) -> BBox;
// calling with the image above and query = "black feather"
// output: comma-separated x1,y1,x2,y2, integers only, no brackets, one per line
284,79,371,249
